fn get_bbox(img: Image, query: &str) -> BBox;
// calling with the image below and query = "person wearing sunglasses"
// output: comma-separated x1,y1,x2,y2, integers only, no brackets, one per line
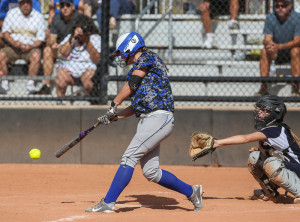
255,0,300,97
48,0,84,28
31,0,81,95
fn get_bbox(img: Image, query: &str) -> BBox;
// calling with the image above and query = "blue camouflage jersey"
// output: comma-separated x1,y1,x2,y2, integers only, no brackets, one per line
127,51,174,117
260,125,300,177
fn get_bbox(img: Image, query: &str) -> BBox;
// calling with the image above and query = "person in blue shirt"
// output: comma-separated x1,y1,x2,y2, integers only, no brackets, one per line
213,95,300,204
85,32,203,213
255,0,300,97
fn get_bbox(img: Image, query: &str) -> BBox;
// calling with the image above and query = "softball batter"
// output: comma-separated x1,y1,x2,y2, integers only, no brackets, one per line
85,32,203,213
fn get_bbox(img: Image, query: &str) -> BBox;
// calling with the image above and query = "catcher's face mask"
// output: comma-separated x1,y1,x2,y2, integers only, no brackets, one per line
253,105,273,130
253,95,286,130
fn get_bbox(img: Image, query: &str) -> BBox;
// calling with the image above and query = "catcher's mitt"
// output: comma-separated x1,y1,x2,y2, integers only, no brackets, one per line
189,132,215,161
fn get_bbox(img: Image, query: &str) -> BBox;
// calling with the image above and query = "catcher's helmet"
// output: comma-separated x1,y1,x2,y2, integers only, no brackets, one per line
253,95,286,130
112,32,146,67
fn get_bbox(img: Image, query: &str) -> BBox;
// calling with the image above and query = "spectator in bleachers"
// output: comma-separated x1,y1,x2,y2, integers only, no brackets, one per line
85,0,135,30
198,0,239,48
109,0,135,29
83,0,102,28
44,0,84,73
0,0,41,49
0,0,45,94
255,0,300,97
33,0,79,95
55,14,100,103
48,0,84,27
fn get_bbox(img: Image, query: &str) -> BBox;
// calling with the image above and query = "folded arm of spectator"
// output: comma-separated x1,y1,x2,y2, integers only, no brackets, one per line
280,36,300,50
3,31,21,48
32,40,43,48
264,34,300,51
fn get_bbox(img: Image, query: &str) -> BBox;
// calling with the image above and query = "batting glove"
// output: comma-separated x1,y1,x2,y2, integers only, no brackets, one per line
99,101,118,125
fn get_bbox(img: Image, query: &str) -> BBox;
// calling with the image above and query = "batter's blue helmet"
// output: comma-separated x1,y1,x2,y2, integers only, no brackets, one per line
112,32,146,67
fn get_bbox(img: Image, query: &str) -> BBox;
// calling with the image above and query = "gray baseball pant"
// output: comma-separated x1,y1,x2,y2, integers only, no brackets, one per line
121,110,174,183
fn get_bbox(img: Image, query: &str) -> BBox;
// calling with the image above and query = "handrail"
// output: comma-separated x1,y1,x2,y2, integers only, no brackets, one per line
144,7,172,39
135,0,173,62
107,75,300,83
135,0,159,31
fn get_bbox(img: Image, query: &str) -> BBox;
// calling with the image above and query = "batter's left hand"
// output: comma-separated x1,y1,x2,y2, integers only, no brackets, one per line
98,101,118,124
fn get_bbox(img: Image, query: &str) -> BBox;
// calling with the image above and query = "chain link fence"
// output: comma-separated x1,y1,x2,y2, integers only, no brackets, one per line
0,0,299,107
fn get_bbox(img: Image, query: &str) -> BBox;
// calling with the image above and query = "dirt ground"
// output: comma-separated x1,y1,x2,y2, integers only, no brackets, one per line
1,164,300,222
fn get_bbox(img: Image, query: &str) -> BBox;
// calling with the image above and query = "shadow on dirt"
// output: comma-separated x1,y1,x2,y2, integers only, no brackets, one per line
116,194,193,212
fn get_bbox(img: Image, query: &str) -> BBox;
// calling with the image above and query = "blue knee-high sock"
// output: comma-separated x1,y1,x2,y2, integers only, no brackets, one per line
158,169,193,197
104,165,134,203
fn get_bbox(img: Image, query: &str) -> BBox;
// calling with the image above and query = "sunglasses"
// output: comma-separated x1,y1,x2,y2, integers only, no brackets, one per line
275,3,288,9
60,3,72,8
19,0,32,5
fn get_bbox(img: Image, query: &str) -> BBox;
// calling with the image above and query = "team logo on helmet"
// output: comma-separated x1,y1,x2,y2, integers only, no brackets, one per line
124,35,139,53
113,32,146,67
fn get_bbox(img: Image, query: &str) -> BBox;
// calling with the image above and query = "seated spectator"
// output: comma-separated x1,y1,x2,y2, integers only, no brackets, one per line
0,0,45,94
198,0,239,48
0,0,41,49
85,0,135,30
45,0,84,62
33,0,79,95
83,0,101,27
109,0,135,29
48,0,84,27
255,0,300,97
55,14,100,102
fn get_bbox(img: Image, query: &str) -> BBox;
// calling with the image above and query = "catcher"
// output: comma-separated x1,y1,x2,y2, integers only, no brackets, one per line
190,95,300,203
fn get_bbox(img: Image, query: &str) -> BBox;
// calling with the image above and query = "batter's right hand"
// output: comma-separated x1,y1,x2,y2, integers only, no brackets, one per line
98,113,118,125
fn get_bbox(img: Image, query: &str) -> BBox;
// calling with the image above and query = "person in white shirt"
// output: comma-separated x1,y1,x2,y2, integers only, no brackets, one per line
0,0,45,94
55,14,100,101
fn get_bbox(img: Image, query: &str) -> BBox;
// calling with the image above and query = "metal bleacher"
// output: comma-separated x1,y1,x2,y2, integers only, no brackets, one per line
2,0,299,105
108,9,300,105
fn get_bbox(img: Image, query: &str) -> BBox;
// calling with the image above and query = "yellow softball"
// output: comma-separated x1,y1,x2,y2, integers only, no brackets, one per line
29,148,41,160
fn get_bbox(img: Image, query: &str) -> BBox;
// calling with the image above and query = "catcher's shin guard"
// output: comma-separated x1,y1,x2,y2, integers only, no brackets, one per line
264,157,300,197
248,151,279,198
